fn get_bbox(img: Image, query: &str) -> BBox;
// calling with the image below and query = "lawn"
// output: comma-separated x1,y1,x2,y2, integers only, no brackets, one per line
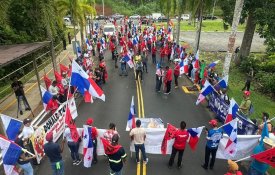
154,19,246,32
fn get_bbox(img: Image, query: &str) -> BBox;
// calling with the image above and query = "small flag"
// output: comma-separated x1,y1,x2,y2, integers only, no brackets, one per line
126,96,136,130
54,71,63,84
43,74,52,90
76,42,82,57
217,75,229,88
223,119,238,156
187,126,205,151
196,80,214,105
179,60,184,75
83,125,93,168
225,98,239,123
124,53,134,68
194,50,199,69
208,60,220,68
65,107,80,143
40,86,53,111
60,64,69,75
0,114,22,141
100,137,122,155
0,135,22,175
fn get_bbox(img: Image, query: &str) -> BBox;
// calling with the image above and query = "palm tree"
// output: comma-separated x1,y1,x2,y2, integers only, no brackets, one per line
176,0,187,45
222,0,244,77
55,0,96,45
159,0,177,30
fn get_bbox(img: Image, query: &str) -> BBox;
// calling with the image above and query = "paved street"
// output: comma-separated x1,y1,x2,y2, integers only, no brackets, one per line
35,48,230,175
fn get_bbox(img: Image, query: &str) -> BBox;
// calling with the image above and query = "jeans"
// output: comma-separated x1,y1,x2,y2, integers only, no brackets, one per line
191,68,197,81
18,162,33,175
17,95,30,111
93,139,98,162
142,62,147,73
50,160,64,175
168,146,185,167
156,76,162,91
120,64,127,76
248,166,265,175
110,169,122,175
135,70,143,80
134,144,147,162
67,141,80,161
203,146,218,168
152,54,156,64
166,81,172,93
174,74,179,87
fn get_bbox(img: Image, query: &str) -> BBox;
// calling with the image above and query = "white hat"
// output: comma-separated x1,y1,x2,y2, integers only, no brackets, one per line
263,133,275,147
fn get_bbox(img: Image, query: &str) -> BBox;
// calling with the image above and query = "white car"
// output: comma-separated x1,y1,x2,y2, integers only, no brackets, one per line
103,24,116,36
129,14,140,20
63,17,71,26
181,14,190,20
152,13,163,21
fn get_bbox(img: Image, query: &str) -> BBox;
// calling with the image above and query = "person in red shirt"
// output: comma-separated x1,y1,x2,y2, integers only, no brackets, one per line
96,41,101,56
86,118,98,164
46,95,60,114
173,62,180,88
168,121,190,169
151,44,157,64
160,47,166,66
164,66,173,94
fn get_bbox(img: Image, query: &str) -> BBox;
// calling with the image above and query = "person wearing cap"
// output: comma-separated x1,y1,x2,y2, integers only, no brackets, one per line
86,118,98,164
103,123,119,143
239,91,252,116
16,138,36,175
44,132,65,175
129,119,148,164
248,136,274,175
168,121,190,169
63,125,82,165
155,65,164,92
201,119,223,170
106,134,127,175
224,160,242,175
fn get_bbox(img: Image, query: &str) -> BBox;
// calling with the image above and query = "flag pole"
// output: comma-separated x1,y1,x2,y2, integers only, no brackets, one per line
234,155,251,163
217,118,239,130
22,148,35,157
258,116,275,128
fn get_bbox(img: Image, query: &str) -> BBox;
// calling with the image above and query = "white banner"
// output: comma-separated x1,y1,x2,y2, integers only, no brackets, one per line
130,128,174,155
68,97,78,120
217,134,261,160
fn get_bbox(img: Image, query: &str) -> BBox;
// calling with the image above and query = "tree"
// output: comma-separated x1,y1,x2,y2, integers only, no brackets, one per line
176,0,187,45
222,0,244,77
56,0,96,45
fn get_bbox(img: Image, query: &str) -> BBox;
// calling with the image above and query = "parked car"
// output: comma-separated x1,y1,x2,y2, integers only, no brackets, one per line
96,15,108,20
202,15,218,20
112,13,124,19
103,23,116,36
152,13,163,21
129,14,140,20
141,16,151,24
181,14,190,20
158,16,168,22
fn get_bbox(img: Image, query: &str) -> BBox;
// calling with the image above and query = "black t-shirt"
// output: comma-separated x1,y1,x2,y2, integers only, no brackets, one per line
44,142,62,163
11,81,24,96
107,147,127,172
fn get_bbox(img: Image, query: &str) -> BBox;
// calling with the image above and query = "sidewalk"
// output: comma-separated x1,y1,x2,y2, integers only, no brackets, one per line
0,33,81,123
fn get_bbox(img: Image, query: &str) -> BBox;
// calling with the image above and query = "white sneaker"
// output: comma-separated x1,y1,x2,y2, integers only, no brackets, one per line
144,158,149,164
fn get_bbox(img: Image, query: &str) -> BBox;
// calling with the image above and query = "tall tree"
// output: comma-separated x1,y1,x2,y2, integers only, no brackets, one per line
176,0,187,45
222,0,244,77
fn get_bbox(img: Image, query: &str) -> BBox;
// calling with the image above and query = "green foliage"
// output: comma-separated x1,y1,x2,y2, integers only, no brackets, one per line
0,25,31,45
239,54,261,74
255,71,275,96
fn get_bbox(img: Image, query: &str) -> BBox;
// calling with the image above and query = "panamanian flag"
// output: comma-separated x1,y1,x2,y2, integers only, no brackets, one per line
124,52,134,68
0,114,22,141
223,118,238,156
196,80,214,105
126,96,136,131
187,126,205,150
83,125,93,168
225,98,239,123
40,85,53,111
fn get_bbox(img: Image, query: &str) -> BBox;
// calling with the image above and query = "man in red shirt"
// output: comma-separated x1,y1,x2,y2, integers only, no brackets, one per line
86,118,98,164
164,66,173,94
152,44,157,64
168,121,190,169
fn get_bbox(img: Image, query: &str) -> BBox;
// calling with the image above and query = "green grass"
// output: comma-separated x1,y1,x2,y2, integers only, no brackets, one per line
155,19,246,32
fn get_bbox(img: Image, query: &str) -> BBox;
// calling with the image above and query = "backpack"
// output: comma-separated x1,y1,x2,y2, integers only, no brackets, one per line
136,62,143,71
249,103,254,115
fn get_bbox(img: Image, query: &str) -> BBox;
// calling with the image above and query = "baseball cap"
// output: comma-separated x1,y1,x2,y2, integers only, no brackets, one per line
23,118,32,125
244,91,251,96
86,118,93,125
46,132,53,142
209,119,218,126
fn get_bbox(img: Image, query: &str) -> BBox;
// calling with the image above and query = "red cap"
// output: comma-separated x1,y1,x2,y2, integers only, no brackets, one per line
244,91,251,96
46,132,53,142
209,119,218,126
86,118,93,125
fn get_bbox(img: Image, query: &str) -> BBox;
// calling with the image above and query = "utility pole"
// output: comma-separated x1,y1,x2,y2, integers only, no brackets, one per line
102,0,105,16
194,0,203,52
222,0,244,77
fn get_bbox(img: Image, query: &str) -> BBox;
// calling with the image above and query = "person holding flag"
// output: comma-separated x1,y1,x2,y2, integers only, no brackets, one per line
201,119,223,170
168,121,190,169
86,118,98,164
103,134,127,175
63,125,82,165
103,123,119,143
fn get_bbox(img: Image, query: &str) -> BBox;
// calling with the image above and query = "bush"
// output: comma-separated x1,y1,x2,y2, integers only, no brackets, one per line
258,53,275,73
240,54,261,74
255,71,275,96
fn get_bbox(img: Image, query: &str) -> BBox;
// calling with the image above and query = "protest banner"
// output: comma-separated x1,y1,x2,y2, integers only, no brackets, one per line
208,92,257,134
125,118,164,131
30,126,46,164
217,134,260,160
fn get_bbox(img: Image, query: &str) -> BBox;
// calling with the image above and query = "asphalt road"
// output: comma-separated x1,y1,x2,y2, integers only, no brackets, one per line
34,47,232,175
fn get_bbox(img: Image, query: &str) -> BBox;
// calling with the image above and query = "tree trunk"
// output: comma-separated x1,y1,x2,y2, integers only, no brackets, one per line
236,12,256,65
222,0,244,77
166,0,171,30
176,0,182,45
194,0,203,52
